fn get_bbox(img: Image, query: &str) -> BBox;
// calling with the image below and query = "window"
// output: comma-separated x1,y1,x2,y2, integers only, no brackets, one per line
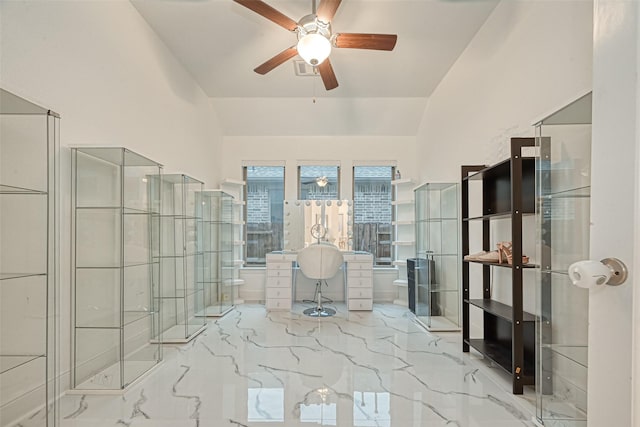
353,166,393,266
298,165,340,200
244,166,284,265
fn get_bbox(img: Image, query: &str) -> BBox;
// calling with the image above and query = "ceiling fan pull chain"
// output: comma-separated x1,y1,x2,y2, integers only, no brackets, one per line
312,71,317,103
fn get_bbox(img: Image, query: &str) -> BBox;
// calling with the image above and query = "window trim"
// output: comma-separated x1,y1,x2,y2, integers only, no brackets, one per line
243,165,286,266
352,165,395,267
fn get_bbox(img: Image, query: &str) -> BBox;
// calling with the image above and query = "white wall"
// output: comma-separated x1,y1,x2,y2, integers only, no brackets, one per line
416,0,593,183
222,135,417,302
0,1,222,184
635,3,640,423
591,1,639,425
0,0,223,398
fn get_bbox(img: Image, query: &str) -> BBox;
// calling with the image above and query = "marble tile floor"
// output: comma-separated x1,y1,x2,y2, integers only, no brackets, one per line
48,304,540,426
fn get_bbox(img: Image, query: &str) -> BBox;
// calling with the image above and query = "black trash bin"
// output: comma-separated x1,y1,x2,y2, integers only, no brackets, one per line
407,256,439,316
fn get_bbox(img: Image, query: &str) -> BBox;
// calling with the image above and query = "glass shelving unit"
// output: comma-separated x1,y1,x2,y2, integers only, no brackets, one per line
220,179,246,303
71,147,163,391
153,174,206,343
196,190,234,317
535,92,592,426
1,89,59,426
391,178,415,304
414,182,460,331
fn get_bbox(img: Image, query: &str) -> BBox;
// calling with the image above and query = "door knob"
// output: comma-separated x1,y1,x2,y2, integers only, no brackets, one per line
568,257,628,288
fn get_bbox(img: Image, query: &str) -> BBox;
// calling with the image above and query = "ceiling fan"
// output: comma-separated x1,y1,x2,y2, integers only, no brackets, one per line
233,0,398,90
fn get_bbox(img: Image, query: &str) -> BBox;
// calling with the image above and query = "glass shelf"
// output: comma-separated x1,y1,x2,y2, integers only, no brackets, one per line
0,355,45,375
545,185,590,199
543,344,588,369
463,211,536,221
74,206,160,215
158,214,199,220
75,310,156,329
0,272,46,281
154,288,205,299
0,184,47,195
75,261,159,269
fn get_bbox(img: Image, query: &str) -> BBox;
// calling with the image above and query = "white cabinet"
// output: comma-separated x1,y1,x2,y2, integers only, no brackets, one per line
344,253,373,311
265,252,373,311
265,253,295,310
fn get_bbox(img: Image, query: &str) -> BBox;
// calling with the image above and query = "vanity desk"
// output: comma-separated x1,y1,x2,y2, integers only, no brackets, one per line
265,251,374,311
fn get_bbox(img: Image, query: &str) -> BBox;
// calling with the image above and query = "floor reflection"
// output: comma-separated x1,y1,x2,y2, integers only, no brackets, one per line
47,303,537,427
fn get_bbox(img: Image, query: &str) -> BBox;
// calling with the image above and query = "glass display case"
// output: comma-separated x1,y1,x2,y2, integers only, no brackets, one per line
535,92,591,426
71,147,162,391
154,174,206,343
197,190,234,317
220,179,246,303
1,89,59,426
413,182,460,331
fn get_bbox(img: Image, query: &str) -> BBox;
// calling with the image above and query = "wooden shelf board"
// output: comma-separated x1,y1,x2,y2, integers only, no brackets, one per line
464,259,537,269
466,299,536,322
466,338,535,382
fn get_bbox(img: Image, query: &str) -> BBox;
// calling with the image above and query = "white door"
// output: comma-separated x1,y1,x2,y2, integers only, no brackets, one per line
590,1,640,426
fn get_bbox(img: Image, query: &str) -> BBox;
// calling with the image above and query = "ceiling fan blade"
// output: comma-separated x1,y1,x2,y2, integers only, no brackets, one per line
318,59,339,90
233,0,298,31
254,46,298,75
334,33,398,51
316,0,342,23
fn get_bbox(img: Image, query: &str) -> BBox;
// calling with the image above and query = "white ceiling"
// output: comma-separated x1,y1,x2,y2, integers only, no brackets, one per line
132,0,499,135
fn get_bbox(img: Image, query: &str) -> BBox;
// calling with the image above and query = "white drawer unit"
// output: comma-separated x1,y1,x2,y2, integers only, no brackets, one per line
348,287,373,299
347,277,372,288
267,261,291,272
267,268,291,278
347,269,372,278
266,276,291,288
345,253,374,311
265,251,373,312
266,287,291,299
348,299,373,311
265,253,296,311
266,298,292,310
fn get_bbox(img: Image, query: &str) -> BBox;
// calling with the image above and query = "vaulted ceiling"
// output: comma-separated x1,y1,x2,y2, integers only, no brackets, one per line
132,0,498,136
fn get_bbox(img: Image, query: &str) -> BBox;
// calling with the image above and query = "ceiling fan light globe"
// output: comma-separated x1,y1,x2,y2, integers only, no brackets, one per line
297,33,331,66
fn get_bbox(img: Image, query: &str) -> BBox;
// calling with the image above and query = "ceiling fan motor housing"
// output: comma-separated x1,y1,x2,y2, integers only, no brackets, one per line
296,14,332,66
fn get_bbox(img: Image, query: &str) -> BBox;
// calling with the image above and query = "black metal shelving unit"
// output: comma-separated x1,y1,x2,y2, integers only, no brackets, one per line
461,137,536,394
